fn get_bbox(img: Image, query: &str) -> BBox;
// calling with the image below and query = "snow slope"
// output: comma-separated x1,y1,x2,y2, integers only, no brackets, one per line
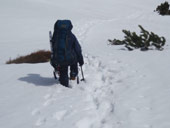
0,0,170,128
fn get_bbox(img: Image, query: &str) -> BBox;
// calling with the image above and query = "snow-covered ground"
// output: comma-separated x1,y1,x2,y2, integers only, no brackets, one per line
0,0,170,128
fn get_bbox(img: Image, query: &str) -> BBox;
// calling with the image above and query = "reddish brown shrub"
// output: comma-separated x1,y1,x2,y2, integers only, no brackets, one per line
6,50,51,64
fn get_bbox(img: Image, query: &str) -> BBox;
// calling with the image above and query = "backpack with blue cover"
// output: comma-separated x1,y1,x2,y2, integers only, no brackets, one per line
49,20,76,68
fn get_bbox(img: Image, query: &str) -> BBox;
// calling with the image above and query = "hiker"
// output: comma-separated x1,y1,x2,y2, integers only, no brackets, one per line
50,20,84,87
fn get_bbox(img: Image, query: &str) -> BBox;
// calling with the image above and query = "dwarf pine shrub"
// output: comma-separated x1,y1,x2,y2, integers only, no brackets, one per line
108,25,166,51
155,1,170,15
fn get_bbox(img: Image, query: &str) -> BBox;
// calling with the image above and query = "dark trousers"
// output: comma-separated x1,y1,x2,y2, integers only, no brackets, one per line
59,63,78,87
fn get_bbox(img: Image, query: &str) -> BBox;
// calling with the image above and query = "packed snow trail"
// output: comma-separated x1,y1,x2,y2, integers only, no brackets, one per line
29,56,128,128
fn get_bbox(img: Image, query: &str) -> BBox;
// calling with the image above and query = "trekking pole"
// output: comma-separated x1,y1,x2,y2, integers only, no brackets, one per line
53,70,57,80
77,76,79,84
80,66,85,81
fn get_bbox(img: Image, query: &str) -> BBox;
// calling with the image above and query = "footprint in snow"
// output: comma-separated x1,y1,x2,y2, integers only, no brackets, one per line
76,117,94,128
32,109,41,116
52,110,67,121
43,98,56,106
44,94,52,100
35,117,47,126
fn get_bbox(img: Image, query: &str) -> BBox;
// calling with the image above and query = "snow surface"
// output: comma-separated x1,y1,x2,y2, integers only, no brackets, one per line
0,0,170,128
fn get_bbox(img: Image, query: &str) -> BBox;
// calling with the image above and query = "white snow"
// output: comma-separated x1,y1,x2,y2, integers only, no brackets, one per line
0,0,170,128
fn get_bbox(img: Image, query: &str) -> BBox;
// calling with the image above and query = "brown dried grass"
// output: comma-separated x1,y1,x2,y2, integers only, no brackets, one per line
6,50,51,64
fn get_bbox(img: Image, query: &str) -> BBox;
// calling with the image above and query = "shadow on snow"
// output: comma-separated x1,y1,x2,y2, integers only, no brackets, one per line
18,74,59,86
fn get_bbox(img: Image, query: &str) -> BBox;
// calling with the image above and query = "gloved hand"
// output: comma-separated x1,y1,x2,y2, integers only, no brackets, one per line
79,59,84,66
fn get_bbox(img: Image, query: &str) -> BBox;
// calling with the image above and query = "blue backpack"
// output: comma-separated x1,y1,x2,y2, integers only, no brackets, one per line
50,20,76,67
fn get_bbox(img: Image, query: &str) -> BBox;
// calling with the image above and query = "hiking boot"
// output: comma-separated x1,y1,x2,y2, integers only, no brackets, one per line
70,76,76,80
70,72,77,80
